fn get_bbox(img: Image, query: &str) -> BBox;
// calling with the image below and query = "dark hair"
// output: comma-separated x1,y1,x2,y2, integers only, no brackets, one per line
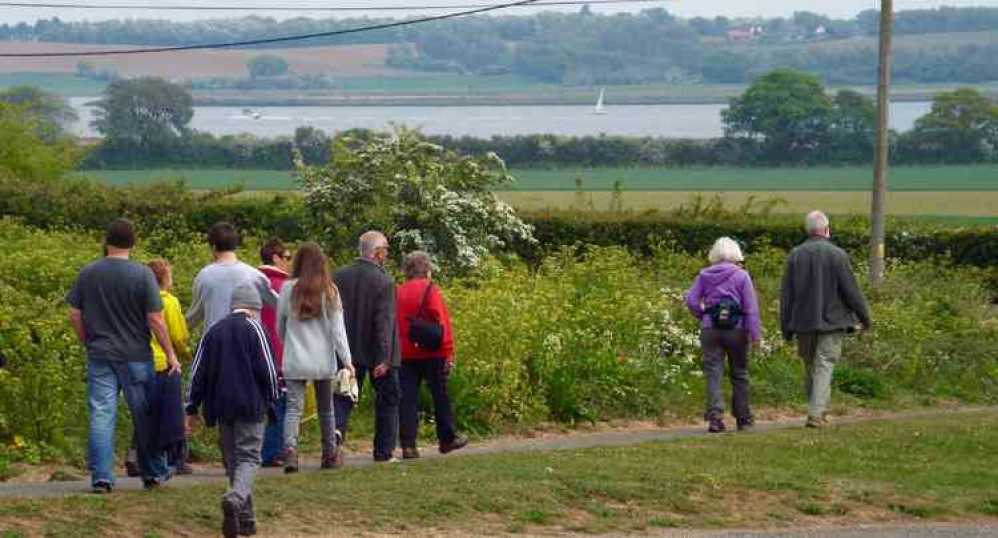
260,236,286,265
207,222,239,252
105,218,136,249
147,259,170,288
291,242,340,320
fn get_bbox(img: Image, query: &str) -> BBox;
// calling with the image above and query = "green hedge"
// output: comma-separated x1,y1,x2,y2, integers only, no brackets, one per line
4,175,998,269
520,210,998,269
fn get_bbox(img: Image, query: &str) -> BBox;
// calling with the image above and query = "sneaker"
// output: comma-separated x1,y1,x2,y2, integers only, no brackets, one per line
402,447,420,460
175,461,195,475
261,458,284,469
335,429,343,445
439,435,469,454
321,448,343,470
375,456,401,464
736,418,755,432
283,448,299,474
708,417,727,433
221,492,241,538
91,480,113,495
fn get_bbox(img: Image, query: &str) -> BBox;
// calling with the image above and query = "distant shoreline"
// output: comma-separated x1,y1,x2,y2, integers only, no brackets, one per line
187,91,955,108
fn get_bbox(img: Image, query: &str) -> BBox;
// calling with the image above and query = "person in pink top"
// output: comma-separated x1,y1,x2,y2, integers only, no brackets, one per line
258,237,292,467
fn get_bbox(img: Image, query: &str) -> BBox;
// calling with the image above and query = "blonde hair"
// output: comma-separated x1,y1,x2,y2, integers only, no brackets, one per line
147,259,171,289
708,237,744,265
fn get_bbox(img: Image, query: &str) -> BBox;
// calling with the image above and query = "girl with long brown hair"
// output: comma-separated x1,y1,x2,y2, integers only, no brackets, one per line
276,242,355,472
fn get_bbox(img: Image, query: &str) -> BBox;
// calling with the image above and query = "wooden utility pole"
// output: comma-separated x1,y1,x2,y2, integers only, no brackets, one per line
870,0,894,286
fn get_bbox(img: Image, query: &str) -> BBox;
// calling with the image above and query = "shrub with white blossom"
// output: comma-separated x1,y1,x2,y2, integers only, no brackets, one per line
294,127,535,269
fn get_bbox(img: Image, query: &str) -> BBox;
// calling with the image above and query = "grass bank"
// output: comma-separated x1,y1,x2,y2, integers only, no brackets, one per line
77,165,998,193
1,411,996,537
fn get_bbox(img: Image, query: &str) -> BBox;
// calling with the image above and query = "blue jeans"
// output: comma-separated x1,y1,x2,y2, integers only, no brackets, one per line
87,359,169,487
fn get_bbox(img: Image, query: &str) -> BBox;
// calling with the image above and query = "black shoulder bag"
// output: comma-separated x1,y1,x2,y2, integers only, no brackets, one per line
407,283,444,351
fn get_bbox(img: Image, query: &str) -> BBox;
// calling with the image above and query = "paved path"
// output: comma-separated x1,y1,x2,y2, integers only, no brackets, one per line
575,524,998,537
0,406,989,499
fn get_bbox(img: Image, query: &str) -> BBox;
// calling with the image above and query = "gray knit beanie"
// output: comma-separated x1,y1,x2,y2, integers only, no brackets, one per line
231,282,262,310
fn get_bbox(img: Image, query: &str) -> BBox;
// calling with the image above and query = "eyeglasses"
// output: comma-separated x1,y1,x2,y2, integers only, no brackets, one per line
280,253,292,261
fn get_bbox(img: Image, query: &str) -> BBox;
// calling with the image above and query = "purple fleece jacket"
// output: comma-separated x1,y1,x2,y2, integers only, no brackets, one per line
685,262,762,342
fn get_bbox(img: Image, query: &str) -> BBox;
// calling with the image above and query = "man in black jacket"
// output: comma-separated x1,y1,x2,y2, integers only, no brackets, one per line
333,231,402,462
781,211,872,429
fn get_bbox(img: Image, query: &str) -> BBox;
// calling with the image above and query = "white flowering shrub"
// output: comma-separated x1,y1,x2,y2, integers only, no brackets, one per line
294,127,535,269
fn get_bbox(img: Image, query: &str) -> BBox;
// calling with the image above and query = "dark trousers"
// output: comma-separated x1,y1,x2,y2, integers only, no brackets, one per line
400,359,457,448
334,364,400,461
260,393,286,464
699,328,752,422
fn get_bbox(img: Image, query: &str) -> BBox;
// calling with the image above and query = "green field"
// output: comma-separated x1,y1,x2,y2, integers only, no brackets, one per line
0,72,108,97
80,165,998,192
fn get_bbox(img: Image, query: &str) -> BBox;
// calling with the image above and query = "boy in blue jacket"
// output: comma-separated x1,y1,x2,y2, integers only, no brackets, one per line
186,283,278,538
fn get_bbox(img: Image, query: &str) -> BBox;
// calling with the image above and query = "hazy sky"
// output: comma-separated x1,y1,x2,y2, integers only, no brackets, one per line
0,0,996,25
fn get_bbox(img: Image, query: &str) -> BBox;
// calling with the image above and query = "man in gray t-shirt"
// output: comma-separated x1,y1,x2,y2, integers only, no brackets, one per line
186,222,278,332
67,218,178,492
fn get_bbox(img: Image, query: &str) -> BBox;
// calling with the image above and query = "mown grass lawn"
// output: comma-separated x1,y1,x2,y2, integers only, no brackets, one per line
1,411,996,537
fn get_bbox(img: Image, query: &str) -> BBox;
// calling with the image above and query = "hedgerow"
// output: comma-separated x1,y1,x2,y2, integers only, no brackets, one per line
2,217,997,470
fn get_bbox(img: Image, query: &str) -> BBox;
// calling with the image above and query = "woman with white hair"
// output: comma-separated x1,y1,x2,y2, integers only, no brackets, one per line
685,237,762,433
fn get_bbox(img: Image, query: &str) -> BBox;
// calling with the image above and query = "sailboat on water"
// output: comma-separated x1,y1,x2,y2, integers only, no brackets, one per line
593,88,607,115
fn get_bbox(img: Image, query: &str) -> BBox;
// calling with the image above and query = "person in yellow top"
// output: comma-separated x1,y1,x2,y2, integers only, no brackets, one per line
149,260,192,370
126,259,194,477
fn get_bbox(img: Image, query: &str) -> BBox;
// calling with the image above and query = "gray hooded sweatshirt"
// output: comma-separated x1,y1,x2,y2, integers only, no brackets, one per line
277,279,353,380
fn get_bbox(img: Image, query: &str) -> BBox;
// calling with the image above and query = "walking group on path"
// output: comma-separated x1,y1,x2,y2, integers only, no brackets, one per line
68,221,465,537
66,210,869,537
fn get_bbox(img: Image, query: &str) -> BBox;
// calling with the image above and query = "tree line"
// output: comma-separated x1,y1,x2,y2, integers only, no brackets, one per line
6,7,998,85
73,72,997,170
5,71,996,171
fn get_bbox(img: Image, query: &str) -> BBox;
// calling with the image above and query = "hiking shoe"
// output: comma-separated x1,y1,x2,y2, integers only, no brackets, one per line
283,448,299,474
142,477,167,490
239,495,257,536
124,460,140,478
221,492,241,538
805,416,825,428
708,417,727,433
736,418,755,432
91,481,113,495
321,448,343,470
175,461,194,475
440,435,469,454
402,447,420,460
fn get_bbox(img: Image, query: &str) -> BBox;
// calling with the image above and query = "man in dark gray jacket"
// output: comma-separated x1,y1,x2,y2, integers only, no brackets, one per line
781,211,872,428
333,231,401,462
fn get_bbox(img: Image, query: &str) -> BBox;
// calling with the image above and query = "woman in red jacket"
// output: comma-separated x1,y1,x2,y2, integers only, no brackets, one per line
396,251,467,459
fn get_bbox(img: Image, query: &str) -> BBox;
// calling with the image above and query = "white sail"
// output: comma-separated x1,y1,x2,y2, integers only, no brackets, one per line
593,88,607,115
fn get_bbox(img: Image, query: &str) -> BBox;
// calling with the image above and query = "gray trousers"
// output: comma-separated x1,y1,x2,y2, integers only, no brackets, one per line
284,379,337,456
219,419,265,511
796,331,845,420
699,328,752,422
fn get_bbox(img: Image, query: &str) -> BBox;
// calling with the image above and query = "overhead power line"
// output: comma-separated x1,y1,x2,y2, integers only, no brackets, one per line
0,0,666,12
0,0,551,57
